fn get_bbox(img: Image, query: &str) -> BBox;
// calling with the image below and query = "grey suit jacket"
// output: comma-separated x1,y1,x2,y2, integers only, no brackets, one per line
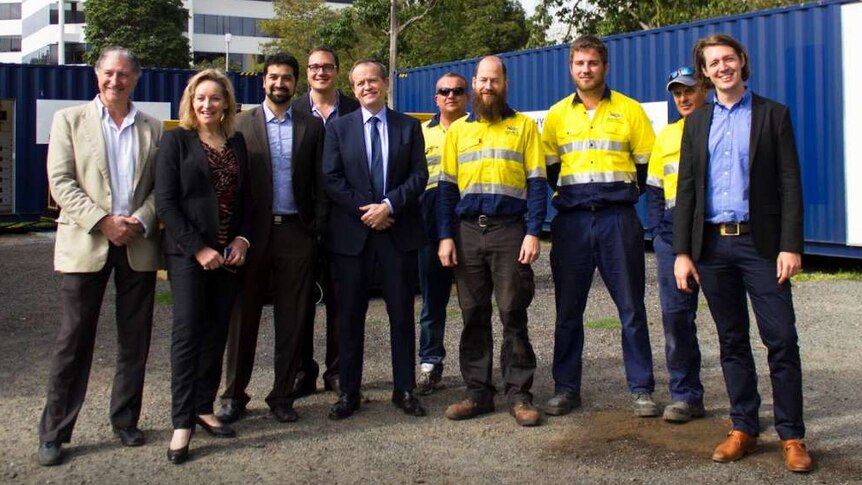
47,100,163,273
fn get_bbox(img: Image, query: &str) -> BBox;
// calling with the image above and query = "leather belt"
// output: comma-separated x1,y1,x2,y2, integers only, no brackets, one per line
273,214,299,225
709,222,751,236
467,214,522,228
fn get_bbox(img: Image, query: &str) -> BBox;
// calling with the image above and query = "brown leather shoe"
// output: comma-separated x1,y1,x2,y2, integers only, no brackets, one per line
712,430,757,462
445,399,494,420
511,401,542,427
783,439,813,473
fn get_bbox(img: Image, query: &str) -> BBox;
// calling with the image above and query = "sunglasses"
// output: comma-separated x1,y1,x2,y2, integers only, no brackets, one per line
436,87,466,97
667,66,695,82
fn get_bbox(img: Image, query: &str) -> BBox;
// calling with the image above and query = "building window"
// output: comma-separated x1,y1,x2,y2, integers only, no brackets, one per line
194,14,267,37
0,36,22,53
23,42,87,65
0,3,22,20
49,1,85,25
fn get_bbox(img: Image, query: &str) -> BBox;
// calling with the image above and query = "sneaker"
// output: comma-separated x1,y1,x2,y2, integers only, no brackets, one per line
416,363,442,395
511,401,542,426
37,441,63,466
631,392,660,417
544,392,582,416
662,401,706,423
445,399,494,420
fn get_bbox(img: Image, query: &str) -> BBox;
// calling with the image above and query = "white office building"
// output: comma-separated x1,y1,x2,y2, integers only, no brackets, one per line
0,0,351,70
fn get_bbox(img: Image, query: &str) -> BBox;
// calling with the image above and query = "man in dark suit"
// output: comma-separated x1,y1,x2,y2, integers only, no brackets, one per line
673,34,812,473
291,47,360,395
322,59,428,420
217,53,326,424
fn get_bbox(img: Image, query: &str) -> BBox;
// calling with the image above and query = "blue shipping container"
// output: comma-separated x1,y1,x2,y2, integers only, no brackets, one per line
394,0,862,258
0,63,264,220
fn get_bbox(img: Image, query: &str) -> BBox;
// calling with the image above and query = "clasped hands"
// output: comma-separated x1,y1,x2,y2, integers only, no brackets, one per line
360,203,394,231
195,238,249,271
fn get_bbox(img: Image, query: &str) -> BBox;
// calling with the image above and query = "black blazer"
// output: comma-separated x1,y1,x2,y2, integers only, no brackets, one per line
322,108,428,256
156,128,252,257
291,90,361,118
235,105,326,247
673,93,804,260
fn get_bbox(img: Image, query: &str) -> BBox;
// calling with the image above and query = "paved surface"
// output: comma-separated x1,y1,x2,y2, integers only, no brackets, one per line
1,232,860,484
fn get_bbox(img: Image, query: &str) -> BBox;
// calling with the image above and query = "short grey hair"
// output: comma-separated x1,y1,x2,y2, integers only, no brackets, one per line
349,59,388,84
95,46,141,76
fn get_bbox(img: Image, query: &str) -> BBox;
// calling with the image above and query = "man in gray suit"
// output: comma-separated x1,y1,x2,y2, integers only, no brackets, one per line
39,47,162,466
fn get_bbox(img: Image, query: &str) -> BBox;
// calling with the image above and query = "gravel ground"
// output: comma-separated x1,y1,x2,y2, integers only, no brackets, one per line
1,232,860,484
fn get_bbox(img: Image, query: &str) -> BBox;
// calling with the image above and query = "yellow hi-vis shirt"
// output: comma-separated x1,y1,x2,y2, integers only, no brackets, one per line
437,109,547,238
646,118,684,241
542,89,655,210
421,115,449,192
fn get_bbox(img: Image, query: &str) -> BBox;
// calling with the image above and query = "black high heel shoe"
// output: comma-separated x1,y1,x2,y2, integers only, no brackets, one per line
166,444,189,464
195,416,236,438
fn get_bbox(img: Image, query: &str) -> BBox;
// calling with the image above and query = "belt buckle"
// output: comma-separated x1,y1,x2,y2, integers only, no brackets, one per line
273,215,283,224
720,223,740,236
478,215,488,228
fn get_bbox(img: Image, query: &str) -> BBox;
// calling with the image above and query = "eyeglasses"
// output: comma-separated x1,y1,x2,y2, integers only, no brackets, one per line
436,87,466,97
667,66,695,82
308,63,336,73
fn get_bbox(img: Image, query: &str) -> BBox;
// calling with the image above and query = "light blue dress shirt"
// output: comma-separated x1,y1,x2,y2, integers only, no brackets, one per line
263,103,298,215
706,89,752,223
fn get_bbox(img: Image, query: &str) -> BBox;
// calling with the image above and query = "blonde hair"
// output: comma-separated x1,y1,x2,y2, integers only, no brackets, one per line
178,69,237,137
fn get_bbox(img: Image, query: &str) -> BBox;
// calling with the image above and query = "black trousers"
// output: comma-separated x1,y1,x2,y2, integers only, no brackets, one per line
453,218,536,405
296,251,340,384
39,244,155,443
221,220,317,408
166,254,238,429
332,231,418,396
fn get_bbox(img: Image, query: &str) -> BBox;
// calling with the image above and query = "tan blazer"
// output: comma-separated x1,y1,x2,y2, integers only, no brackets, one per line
47,100,163,273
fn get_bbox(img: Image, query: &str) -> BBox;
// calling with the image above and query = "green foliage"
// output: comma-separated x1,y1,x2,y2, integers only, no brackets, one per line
585,318,622,329
532,0,818,41
260,0,339,60
192,57,242,73
83,0,190,68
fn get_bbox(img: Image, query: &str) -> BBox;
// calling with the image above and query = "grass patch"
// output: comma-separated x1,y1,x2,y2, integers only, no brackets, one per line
792,270,862,282
155,291,173,305
585,318,621,329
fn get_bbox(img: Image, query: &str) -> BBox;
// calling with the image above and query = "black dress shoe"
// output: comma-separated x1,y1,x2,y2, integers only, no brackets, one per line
166,445,189,465
392,391,426,417
195,416,236,438
271,404,299,423
328,393,360,420
215,402,245,424
293,369,318,398
113,426,145,446
37,441,62,466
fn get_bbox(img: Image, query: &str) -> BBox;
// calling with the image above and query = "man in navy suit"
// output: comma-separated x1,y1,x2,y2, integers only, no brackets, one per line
322,59,428,420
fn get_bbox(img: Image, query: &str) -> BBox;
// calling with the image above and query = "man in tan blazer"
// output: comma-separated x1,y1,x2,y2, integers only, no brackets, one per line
37,47,163,467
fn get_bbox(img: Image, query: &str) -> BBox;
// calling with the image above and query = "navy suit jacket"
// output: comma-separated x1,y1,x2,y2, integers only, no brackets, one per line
322,108,428,256
673,93,804,260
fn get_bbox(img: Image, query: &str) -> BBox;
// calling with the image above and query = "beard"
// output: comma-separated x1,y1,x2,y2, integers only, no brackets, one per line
472,86,508,122
266,87,293,105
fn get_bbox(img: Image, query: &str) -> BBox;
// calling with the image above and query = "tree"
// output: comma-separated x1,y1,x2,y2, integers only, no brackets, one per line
259,0,339,60
83,0,190,68
531,0,818,42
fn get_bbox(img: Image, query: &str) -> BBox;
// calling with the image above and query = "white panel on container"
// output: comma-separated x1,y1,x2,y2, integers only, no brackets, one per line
36,100,173,144
843,2,862,246
0,99,14,215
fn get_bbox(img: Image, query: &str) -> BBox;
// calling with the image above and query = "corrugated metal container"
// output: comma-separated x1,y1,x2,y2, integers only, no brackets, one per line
394,0,859,258
0,63,263,220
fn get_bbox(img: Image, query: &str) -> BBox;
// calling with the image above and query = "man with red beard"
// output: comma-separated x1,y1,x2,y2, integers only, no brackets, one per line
541,35,657,418
438,56,547,427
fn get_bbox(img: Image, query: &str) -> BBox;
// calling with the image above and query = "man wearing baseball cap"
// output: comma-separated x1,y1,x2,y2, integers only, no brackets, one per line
646,66,708,423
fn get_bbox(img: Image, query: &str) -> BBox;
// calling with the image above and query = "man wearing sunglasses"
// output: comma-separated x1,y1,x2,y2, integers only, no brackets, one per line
646,67,707,423
542,35,657,418
416,73,469,395
674,34,811,472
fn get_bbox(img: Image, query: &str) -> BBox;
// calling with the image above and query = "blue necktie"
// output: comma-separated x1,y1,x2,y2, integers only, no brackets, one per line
369,116,384,200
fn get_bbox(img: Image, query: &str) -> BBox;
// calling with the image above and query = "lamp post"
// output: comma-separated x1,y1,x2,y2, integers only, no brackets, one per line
224,33,232,72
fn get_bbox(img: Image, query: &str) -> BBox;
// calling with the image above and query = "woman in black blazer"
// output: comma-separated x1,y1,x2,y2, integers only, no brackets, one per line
155,69,252,464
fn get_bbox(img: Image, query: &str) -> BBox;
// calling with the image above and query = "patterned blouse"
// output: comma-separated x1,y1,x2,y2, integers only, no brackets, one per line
201,140,239,246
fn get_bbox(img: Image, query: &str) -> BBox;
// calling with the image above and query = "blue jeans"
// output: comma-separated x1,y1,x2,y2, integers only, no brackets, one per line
550,207,655,395
418,242,453,366
696,229,804,439
654,235,704,404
